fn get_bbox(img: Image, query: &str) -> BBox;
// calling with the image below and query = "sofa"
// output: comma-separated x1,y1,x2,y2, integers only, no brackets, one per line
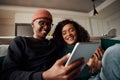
0,45,9,71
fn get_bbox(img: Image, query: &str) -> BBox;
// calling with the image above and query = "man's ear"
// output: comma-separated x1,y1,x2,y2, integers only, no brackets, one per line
31,22,34,28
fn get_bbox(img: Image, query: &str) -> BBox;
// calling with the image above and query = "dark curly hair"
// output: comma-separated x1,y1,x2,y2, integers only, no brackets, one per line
53,19,90,47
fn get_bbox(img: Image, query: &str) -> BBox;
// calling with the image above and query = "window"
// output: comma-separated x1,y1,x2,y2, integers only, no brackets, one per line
15,23,33,37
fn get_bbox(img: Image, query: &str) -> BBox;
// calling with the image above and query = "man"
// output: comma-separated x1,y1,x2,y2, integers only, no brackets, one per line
1,9,84,80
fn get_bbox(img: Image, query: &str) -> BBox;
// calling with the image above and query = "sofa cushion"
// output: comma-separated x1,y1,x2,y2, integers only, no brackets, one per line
0,45,9,56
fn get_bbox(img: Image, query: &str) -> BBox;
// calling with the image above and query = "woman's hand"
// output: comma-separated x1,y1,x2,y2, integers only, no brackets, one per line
42,54,84,80
87,47,104,73
87,54,101,73
94,47,104,60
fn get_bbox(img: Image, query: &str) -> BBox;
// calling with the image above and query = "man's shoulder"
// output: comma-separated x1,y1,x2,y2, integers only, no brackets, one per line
12,36,29,44
14,36,32,40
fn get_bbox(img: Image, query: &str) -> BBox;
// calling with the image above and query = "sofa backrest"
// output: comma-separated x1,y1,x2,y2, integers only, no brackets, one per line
0,45,9,56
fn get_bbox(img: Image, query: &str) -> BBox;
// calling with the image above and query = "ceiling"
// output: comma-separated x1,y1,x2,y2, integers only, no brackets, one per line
0,0,119,18
0,0,105,13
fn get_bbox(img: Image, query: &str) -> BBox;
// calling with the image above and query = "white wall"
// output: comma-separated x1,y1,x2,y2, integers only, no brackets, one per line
15,8,120,37
90,10,120,37
0,5,120,37
14,8,91,35
103,10,120,35
0,8,92,37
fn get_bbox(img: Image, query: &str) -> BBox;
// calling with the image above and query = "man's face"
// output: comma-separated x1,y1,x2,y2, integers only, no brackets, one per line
32,18,52,40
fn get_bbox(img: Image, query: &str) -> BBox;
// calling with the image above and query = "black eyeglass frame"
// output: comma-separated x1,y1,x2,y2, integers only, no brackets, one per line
34,20,54,27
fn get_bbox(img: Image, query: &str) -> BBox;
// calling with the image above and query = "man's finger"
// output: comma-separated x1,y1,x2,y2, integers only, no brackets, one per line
56,53,70,65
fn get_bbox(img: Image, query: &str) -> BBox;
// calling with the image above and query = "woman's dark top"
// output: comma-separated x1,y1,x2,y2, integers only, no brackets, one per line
1,36,58,80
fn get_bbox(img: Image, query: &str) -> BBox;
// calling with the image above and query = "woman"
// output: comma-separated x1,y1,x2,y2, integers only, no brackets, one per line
53,19,104,80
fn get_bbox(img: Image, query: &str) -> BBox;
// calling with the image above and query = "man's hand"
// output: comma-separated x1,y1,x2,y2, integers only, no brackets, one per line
42,54,84,80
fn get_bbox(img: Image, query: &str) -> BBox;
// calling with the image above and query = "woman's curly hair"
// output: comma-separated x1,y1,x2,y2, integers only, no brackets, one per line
53,19,90,47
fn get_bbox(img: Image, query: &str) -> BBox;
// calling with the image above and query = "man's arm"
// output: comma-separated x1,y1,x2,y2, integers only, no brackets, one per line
1,37,43,80
42,54,84,80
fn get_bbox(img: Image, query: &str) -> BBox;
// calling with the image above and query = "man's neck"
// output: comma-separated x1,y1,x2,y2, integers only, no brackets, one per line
33,35,46,41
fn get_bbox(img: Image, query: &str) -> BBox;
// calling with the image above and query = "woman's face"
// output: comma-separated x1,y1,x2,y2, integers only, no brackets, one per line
62,24,77,45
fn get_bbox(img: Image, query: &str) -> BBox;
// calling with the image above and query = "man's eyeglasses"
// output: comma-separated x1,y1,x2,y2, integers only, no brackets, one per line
34,20,53,27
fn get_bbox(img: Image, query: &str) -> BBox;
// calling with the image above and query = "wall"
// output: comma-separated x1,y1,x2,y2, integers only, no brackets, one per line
0,10,15,36
0,6,120,38
103,10,120,36
14,9,91,35
90,10,120,36
0,7,92,37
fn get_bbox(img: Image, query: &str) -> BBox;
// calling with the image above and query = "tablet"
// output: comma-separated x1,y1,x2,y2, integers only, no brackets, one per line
65,42,100,67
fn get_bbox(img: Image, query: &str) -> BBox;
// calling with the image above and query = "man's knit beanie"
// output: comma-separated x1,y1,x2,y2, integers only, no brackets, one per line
32,9,52,23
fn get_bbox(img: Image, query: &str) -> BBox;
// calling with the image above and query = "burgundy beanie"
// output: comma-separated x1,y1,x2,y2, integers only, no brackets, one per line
32,9,52,23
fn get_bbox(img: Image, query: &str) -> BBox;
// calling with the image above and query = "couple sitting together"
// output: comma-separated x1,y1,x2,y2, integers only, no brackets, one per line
0,9,120,80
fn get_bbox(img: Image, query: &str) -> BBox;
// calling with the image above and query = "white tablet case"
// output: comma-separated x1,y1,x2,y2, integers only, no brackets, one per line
65,42,100,67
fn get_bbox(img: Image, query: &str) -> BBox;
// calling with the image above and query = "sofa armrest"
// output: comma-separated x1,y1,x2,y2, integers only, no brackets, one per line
0,45,9,56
